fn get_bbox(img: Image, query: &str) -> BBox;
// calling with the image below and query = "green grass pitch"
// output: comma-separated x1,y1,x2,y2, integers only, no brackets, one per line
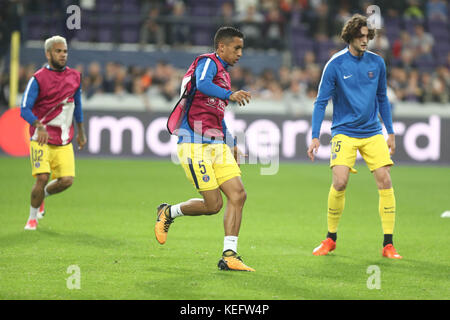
0,156,449,300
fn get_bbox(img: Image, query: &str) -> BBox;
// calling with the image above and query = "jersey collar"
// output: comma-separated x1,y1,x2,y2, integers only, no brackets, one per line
215,53,229,69
45,64,67,72
347,46,365,60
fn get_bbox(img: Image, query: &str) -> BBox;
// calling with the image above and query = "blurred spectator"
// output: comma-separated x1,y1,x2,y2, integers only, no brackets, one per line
84,62,103,99
420,71,435,103
235,0,259,15
430,76,448,103
283,79,307,116
10,0,449,107
435,65,450,102
389,67,408,101
410,24,434,60
404,69,422,102
333,6,352,40
403,0,425,20
426,0,447,22
399,48,417,73
278,66,291,90
368,30,390,59
302,50,318,69
230,66,246,92
306,2,334,41
216,2,236,27
140,67,153,92
103,62,117,93
263,6,285,50
236,4,264,49
392,31,413,60
140,7,165,47
305,64,321,99
167,1,190,46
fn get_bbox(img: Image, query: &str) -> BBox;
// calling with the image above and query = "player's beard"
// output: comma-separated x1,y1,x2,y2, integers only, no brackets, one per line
50,55,66,70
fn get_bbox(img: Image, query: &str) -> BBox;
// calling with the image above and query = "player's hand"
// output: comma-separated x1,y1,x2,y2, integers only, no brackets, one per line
229,90,251,106
77,132,87,150
387,134,395,155
307,138,320,162
233,145,247,167
36,125,48,146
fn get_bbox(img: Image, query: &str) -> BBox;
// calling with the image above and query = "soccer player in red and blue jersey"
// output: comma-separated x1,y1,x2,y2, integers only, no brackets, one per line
156,27,255,271
20,36,86,230
307,15,402,259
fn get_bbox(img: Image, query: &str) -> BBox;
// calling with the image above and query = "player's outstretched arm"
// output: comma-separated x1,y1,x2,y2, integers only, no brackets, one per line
307,138,320,162
229,90,251,106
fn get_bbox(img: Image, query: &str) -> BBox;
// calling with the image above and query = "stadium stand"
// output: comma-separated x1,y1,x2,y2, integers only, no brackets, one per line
0,0,449,113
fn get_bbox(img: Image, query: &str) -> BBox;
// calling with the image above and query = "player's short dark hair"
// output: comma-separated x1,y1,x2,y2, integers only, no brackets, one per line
340,14,375,44
214,26,244,49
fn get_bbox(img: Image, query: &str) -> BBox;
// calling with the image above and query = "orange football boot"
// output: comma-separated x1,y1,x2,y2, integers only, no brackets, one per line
154,203,174,244
382,244,402,259
312,238,336,256
218,253,255,272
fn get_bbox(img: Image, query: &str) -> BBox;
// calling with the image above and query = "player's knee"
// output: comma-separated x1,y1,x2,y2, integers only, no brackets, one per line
333,179,348,191
59,176,74,189
204,197,223,215
36,173,49,186
378,176,392,189
229,188,247,206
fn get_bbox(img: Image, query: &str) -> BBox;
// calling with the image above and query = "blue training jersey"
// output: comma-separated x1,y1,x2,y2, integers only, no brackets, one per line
311,47,394,139
177,54,235,146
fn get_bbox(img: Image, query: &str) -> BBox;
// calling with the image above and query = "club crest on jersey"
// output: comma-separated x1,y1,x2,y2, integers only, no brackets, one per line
202,175,210,182
368,71,374,79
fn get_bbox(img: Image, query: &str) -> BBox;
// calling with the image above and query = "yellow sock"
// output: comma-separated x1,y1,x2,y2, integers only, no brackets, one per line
327,185,346,233
379,188,396,234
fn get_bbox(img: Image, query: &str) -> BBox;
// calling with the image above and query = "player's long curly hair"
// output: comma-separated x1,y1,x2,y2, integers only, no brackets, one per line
340,14,375,44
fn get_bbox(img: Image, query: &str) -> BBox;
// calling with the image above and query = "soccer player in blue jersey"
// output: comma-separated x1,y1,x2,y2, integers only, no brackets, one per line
307,14,402,259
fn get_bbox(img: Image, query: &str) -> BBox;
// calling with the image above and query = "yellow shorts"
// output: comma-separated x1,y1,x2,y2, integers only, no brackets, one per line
177,143,241,192
330,134,394,173
30,141,75,178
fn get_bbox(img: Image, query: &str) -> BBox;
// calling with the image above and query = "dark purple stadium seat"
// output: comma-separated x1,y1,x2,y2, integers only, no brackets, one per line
415,55,436,72
121,0,139,14
427,20,447,31
292,36,314,49
121,29,139,43
96,15,116,27
29,25,44,40
193,32,211,46
74,27,91,42
315,40,335,63
120,16,140,27
192,6,212,16
98,28,114,42
118,15,140,43
290,24,307,37
95,0,114,13
434,43,450,64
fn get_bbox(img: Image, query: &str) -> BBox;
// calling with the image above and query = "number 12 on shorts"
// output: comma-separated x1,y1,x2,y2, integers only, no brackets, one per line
31,147,44,163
